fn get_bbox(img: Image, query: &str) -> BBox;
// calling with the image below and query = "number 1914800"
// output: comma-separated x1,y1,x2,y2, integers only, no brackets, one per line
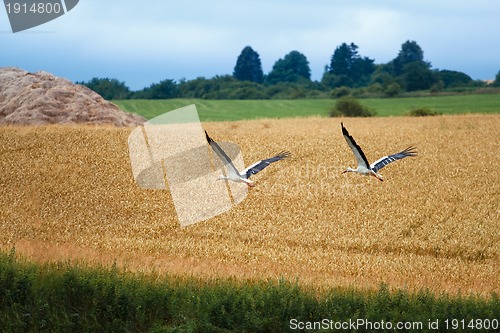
6,2,62,14
444,318,498,330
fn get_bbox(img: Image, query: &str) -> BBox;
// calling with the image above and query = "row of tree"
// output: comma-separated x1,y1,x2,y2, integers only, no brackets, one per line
80,40,499,100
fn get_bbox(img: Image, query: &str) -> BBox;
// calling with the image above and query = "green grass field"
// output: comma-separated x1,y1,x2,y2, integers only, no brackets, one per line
1,251,498,332
113,94,500,121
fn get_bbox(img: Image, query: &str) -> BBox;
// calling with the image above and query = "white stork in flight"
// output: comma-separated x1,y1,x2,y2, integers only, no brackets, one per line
205,131,291,187
341,122,416,181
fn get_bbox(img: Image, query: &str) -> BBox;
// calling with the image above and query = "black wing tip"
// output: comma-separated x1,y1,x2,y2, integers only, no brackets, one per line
341,122,349,136
275,150,292,159
205,130,213,143
402,146,417,156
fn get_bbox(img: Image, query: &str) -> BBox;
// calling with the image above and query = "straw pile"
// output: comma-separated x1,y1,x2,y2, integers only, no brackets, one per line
0,67,144,126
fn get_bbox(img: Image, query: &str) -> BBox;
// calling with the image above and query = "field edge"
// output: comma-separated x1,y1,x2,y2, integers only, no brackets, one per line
1,249,498,332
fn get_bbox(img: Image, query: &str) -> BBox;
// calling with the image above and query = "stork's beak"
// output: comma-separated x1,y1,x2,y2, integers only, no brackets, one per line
341,170,348,174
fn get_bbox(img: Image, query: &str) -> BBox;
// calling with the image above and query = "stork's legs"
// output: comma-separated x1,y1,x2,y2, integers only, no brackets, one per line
371,172,384,181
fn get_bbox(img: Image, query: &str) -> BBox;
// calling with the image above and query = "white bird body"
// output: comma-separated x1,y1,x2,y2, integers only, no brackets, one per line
343,165,382,180
341,122,416,181
217,172,254,186
205,131,290,187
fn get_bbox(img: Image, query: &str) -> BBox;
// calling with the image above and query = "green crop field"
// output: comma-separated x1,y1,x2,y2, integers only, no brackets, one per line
1,251,498,332
114,94,500,121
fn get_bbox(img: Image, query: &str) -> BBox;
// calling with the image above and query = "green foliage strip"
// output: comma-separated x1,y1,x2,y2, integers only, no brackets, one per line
0,251,498,332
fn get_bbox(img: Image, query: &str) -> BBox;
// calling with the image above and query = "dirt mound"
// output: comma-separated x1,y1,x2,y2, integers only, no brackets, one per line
0,67,145,126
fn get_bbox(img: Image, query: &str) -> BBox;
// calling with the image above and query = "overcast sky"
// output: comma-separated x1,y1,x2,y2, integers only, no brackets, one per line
1,0,499,90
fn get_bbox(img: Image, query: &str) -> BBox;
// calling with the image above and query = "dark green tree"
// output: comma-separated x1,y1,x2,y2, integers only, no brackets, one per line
266,50,311,84
178,77,213,98
492,70,500,87
79,78,130,100
402,62,437,91
133,79,178,99
386,40,439,91
391,40,425,76
233,46,264,83
370,64,396,87
177,75,267,99
328,43,359,75
323,43,375,88
437,70,472,87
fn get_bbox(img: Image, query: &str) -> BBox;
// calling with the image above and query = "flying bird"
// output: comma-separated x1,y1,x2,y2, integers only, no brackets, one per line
341,122,416,181
205,130,290,187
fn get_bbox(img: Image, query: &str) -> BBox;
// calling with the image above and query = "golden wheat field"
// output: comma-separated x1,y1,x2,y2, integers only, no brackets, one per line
0,115,498,296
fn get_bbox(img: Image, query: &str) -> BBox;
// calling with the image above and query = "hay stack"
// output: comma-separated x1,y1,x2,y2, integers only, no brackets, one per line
0,67,145,126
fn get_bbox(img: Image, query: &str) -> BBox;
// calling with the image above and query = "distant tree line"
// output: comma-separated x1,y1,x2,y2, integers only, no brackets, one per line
78,40,499,100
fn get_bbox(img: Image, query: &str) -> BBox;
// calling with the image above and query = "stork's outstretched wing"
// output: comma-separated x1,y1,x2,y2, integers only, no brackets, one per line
241,151,291,179
370,146,417,173
205,130,239,177
341,122,370,169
